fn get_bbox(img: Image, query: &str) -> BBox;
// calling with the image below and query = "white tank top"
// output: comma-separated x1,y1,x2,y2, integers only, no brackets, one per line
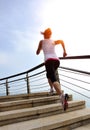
42,39,59,61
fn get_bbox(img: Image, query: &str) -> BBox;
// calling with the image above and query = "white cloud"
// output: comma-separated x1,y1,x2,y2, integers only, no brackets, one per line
39,0,90,56
0,52,10,65
11,30,35,52
0,0,90,78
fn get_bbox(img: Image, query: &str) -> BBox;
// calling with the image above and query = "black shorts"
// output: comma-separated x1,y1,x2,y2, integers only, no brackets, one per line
45,59,60,83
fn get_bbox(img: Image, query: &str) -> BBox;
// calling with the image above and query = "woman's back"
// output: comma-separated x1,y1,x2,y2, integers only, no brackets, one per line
42,39,59,61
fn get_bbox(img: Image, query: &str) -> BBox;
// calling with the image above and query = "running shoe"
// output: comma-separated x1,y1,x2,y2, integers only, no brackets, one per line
63,93,69,111
49,89,54,96
60,93,69,111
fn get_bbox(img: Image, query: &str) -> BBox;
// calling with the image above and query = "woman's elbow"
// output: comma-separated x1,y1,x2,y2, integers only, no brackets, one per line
36,50,39,55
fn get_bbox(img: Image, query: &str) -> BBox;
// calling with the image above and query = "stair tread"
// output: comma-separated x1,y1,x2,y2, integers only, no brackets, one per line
0,92,59,103
0,100,85,120
0,94,72,104
72,123,90,130
0,108,90,130
0,95,60,105
0,94,72,112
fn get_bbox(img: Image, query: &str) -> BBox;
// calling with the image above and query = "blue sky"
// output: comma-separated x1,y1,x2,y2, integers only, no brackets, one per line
0,0,90,78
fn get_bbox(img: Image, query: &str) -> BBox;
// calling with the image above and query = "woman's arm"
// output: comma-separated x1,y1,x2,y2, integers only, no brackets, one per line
36,40,42,55
55,40,67,57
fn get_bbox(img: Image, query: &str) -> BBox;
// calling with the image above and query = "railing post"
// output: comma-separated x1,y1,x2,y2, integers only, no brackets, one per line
6,79,9,96
26,73,30,94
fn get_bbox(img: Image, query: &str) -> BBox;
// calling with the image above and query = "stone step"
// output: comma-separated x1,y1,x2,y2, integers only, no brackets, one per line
0,92,57,102
72,123,90,130
0,94,72,112
0,108,90,130
0,100,85,126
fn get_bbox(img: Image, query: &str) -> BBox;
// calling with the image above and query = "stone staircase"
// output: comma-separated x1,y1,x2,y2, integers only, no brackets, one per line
0,92,90,130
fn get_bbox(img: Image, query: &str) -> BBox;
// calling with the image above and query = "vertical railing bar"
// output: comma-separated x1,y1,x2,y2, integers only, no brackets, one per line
6,79,9,96
26,73,30,94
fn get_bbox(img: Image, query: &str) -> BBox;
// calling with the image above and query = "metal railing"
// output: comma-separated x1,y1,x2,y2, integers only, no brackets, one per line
0,55,90,101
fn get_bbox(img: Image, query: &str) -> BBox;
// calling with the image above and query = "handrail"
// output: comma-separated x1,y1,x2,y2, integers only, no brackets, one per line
59,55,90,60
61,84,90,99
60,66,90,75
0,55,90,102
59,73,90,84
0,55,90,81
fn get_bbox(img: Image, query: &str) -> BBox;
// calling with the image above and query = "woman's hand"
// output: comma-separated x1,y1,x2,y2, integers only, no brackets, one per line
63,52,67,57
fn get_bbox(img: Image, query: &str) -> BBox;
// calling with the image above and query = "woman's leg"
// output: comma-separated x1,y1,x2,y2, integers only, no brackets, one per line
52,81,62,95
48,78,53,90
45,60,69,111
